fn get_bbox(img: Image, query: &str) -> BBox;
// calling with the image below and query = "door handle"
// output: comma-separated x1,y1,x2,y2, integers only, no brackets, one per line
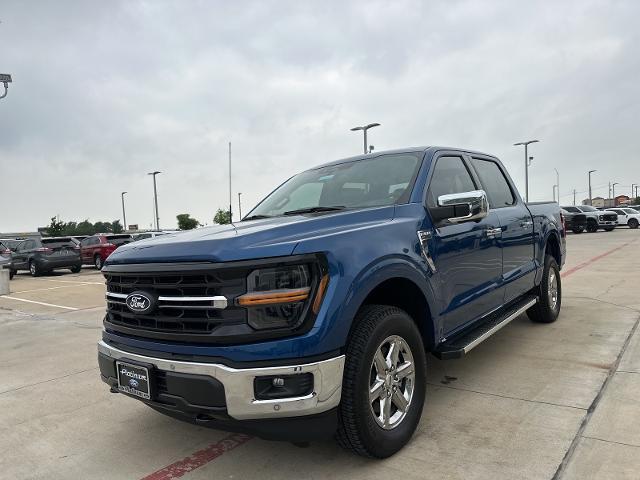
485,228,502,238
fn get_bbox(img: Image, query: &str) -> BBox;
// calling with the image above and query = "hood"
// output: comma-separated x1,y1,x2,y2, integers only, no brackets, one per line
105,206,395,264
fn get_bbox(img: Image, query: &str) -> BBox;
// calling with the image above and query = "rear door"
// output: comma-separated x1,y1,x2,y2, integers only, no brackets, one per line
612,209,627,225
469,156,536,304
425,154,504,335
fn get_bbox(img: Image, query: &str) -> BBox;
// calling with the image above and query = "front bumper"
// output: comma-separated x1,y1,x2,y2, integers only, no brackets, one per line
97,340,344,421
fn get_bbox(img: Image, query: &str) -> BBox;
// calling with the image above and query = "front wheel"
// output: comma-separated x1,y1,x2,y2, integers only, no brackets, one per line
604,227,615,232
29,260,41,277
94,255,103,270
336,305,426,458
629,219,639,229
586,220,598,233
527,255,561,323
70,265,82,273
572,226,584,234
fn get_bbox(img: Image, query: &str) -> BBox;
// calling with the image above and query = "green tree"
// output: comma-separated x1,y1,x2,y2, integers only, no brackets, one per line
47,216,65,237
112,220,123,234
76,220,95,236
213,208,231,225
177,213,200,230
93,221,112,234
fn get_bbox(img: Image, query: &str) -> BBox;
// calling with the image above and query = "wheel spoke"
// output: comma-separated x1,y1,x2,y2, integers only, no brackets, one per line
387,339,401,368
374,349,387,376
392,389,408,412
382,395,392,427
370,380,384,402
396,361,414,380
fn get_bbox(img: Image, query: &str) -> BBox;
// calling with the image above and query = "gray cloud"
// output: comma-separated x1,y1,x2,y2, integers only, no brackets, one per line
1,0,639,232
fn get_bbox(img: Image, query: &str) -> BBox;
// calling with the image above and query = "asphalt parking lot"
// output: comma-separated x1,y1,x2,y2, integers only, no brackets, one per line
1,230,639,480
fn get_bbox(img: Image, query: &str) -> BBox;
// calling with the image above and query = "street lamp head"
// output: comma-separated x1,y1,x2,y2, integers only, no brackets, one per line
351,123,381,132
121,191,127,195
589,170,597,174
147,171,161,176
365,123,381,129
0,74,12,83
514,139,539,146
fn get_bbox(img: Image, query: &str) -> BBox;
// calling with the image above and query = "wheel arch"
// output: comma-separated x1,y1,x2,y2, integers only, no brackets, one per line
339,259,437,352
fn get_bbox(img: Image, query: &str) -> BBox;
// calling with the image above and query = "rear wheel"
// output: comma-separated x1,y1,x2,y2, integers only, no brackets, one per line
70,265,81,273
336,305,426,458
586,220,598,233
604,227,615,232
572,226,584,234
629,219,639,229
94,255,103,270
29,260,41,277
527,254,561,324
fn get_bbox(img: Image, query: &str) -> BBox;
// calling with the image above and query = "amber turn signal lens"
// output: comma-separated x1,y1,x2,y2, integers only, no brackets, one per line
312,274,329,314
237,287,311,306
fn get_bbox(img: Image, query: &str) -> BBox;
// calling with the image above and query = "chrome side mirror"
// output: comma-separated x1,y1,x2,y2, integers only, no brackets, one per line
437,190,489,223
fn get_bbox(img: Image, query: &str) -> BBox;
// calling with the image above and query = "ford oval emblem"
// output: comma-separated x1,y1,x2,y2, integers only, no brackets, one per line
125,291,154,314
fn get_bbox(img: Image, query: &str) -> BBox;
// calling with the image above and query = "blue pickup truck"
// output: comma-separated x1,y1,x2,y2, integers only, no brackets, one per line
98,146,565,458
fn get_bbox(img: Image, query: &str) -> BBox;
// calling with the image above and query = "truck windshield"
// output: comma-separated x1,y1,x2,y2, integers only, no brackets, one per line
246,153,422,219
578,206,598,212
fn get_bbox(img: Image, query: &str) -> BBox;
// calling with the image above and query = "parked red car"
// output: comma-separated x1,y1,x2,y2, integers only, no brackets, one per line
80,234,133,269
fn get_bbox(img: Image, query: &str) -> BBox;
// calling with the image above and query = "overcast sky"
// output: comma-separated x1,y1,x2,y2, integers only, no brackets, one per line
1,0,639,232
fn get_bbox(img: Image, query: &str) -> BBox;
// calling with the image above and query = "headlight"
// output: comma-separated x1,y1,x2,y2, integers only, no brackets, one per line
237,263,328,331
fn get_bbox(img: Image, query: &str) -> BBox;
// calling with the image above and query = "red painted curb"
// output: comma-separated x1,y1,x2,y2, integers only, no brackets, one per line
141,433,253,480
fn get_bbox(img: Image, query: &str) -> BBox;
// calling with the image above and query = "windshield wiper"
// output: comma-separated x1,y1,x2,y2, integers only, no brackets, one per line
283,206,346,216
242,214,272,221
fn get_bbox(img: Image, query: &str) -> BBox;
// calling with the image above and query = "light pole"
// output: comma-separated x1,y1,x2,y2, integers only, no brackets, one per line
147,171,161,230
513,140,539,202
612,182,619,206
351,123,380,154
588,170,596,206
554,168,560,203
631,183,637,200
553,185,558,202
238,192,242,220
0,74,11,100
228,142,232,223
121,192,128,231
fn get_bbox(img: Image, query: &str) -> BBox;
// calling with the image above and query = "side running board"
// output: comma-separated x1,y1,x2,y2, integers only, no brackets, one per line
433,295,538,360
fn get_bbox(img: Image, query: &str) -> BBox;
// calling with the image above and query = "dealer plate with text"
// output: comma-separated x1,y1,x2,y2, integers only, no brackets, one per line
116,361,151,400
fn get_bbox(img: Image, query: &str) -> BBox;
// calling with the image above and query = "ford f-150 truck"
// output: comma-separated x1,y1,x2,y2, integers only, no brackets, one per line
98,147,565,458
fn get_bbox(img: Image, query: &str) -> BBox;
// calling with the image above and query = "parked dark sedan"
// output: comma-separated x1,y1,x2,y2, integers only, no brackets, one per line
11,237,82,276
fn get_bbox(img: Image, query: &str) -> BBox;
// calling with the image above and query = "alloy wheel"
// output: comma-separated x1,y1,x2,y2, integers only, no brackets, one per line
369,335,415,430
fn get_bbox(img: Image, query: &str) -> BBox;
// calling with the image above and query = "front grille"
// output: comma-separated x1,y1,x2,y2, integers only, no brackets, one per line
602,214,617,222
104,266,249,341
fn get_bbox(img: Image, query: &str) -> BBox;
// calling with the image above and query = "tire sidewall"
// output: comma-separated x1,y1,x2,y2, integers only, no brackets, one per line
539,256,561,321
349,309,426,457
629,219,638,229
94,255,102,269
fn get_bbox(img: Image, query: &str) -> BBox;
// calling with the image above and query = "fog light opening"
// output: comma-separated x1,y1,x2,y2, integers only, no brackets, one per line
254,373,314,400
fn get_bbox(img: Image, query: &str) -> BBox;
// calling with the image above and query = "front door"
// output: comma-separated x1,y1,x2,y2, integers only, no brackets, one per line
424,154,504,336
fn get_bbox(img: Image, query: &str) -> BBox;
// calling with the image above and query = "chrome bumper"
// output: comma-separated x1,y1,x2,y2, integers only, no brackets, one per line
98,340,345,420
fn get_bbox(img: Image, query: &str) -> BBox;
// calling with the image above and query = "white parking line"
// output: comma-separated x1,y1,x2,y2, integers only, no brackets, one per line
12,284,104,294
0,296,79,311
37,278,104,286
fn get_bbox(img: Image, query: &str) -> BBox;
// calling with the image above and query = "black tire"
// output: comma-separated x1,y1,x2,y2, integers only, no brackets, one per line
94,255,103,270
9,269,15,280
29,260,41,277
336,305,427,458
70,265,82,273
527,255,561,323
572,226,584,234
629,219,639,229
604,227,615,232
586,220,598,233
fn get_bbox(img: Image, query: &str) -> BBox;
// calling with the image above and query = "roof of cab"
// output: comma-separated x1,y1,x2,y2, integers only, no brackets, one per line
310,146,497,170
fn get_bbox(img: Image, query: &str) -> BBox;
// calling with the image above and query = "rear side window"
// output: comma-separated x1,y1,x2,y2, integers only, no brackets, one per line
427,156,476,207
106,235,132,246
42,238,75,248
471,158,515,208
563,207,580,213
